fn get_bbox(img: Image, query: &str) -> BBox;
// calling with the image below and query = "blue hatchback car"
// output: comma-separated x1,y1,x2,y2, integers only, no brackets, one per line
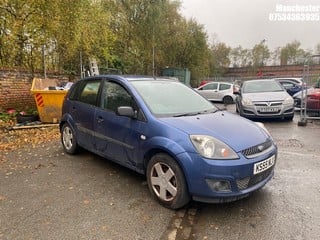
60,75,277,209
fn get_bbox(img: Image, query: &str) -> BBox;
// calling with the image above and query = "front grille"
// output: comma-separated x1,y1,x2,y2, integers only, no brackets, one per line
257,110,281,114
254,101,282,107
236,167,274,190
241,139,273,158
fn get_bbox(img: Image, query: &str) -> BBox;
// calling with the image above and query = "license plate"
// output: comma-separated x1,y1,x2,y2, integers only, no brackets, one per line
259,107,279,112
253,155,275,175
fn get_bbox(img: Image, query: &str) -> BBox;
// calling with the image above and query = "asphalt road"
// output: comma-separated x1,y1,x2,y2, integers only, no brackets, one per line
1,106,320,240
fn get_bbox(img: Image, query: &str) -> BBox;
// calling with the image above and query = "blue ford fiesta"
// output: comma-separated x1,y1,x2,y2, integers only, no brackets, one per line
60,75,277,209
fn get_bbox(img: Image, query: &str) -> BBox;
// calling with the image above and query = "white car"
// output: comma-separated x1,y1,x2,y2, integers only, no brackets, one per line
196,82,236,104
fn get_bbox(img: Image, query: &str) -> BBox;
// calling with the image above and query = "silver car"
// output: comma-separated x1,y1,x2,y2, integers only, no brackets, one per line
235,79,294,120
196,82,236,104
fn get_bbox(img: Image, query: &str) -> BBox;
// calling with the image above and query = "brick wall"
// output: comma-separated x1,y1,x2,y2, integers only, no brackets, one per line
224,64,320,78
0,69,69,112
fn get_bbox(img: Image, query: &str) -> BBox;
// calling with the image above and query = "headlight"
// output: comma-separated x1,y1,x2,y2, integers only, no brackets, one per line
190,135,239,160
241,97,253,106
283,96,294,105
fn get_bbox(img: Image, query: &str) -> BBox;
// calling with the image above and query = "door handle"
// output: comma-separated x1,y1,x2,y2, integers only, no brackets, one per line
97,116,104,123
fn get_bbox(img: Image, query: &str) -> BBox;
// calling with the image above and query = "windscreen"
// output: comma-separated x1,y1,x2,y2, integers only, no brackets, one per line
131,81,217,117
243,80,284,93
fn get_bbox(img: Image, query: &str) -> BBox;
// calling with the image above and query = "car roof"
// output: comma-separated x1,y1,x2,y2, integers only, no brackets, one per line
243,79,277,84
202,81,233,85
272,77,303,83
78,75,178,82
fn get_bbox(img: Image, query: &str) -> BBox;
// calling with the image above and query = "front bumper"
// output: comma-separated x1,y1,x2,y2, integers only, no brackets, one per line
240,103,294,119
178,142,277,202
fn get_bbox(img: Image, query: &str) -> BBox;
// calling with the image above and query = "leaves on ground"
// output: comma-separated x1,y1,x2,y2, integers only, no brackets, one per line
0,121,60,164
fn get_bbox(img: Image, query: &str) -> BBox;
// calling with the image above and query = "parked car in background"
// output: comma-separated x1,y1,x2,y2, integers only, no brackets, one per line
195,82,236,104
235,79,294,120
273,77,304,96
199,80,211,87
306,88,320,116
293,79,320,115
60,75,277,209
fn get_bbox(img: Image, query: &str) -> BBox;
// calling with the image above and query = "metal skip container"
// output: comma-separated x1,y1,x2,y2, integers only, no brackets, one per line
30,78,68,123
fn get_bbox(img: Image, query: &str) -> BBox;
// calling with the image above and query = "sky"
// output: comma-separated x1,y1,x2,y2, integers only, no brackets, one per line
179,0,320,52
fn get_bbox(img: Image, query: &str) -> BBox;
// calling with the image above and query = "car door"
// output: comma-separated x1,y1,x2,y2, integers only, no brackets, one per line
93,79,147,171
217,83,232,101
198,82,218,100
70,79,101,150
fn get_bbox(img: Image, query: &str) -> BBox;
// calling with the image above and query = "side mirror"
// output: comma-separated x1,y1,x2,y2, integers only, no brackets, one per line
117,106,136,118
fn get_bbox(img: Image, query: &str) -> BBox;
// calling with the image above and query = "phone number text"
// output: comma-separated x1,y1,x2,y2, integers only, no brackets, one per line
269,13,320,21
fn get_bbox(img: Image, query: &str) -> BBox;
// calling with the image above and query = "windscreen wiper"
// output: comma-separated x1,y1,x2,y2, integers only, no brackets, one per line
173,112,200,117
173,109,218,117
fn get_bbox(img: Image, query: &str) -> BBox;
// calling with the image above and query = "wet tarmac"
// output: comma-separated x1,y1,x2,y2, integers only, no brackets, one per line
0,107,319,240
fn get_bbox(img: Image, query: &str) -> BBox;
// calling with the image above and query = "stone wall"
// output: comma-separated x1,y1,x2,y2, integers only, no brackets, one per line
0,69,69,112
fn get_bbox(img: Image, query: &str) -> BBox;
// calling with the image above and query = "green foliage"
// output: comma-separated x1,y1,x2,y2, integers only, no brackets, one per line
209,42,231,77
0,112,13,122
280,40,309,65
1,0,317,83
252,40,270,68
0,107,38,123
0,0,209,82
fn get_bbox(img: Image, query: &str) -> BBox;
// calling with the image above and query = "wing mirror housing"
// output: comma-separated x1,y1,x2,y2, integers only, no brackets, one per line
117,106,136,118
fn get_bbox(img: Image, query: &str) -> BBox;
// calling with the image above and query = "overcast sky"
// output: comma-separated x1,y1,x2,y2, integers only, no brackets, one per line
179,0,320,51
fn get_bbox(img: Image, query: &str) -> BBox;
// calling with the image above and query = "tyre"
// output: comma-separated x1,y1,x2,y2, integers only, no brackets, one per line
61,123,78,154
285,115,294,121
223,96,234,105
146,153,190,209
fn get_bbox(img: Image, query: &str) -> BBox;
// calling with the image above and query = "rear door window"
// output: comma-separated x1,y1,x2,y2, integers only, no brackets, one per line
202,83,218,90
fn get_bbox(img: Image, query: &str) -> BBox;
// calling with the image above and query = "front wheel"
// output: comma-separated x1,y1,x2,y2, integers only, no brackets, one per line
146,153,190,209
284,115,294,121
61,123,78,154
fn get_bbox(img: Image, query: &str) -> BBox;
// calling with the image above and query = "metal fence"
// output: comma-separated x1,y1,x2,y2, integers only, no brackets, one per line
298,55,320,126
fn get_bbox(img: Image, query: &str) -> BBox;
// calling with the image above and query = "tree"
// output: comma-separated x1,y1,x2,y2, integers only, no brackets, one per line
316,43,320,54
280,40,310,65
252,39,270,67
209,41,231,76
108,0,209,83
0,0,117,75
230,46,252,67
0,0,42,68
270,47,281,65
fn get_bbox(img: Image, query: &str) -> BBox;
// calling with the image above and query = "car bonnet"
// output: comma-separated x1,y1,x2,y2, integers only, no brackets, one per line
243,91,290,102
160,111,270,153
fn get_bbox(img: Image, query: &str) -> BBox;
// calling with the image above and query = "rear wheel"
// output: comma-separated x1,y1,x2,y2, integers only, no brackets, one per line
146,153,190,209
223,96,234,105
61,123,78,154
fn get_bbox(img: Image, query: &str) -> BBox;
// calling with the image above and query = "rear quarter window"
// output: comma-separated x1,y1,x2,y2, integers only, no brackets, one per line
68,80,101,106
219,84,231,90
